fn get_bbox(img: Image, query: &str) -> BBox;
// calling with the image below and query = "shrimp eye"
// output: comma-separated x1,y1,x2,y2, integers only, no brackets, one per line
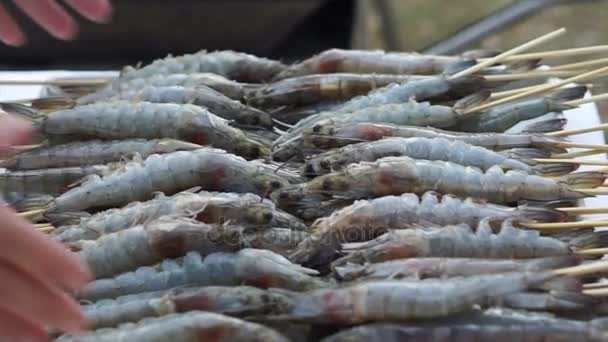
270,180,282,189
312,124,322,133
304,164,315,176
250,116,260,125
319,160,330,170
263,212,274,223
322,178,333,190
328,128,335,135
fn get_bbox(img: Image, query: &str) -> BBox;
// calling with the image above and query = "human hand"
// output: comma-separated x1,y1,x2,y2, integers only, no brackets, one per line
0,0,112,46
0,115,92,341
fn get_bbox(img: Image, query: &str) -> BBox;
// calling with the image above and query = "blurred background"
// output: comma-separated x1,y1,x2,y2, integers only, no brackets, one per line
0,0,606,116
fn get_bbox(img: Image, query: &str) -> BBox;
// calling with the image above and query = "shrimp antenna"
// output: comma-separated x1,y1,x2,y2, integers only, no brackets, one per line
273,155,297,174
272,118,294,129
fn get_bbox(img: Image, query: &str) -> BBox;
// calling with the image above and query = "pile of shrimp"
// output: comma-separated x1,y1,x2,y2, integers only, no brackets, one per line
3,44,608,341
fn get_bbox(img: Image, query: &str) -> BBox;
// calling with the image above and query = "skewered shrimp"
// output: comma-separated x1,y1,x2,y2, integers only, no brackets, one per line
79,249,324,301
57,311,290,342
19,101,270,160
488,291,597,312
249,73,427,108
319,320,608,342
104,85,274,128
301,156,604,204
274,48,498,79
73,216,251,279
119,50,286,82
0,165,110,196
301,137,536,177
51,191,306,243
268,272,556,323
287,192,565,267
83,286,295,329
0,139,201,170
332,219,600,267
47,149,289,213
453,86,585,133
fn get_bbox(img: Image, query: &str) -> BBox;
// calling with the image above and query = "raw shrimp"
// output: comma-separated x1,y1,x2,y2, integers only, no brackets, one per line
268,272,556,323
453,86,586,133
488,291,597,312
249,73,428,107
333,255,580,282
105,85,274,128
0,139,201,170
301,156,604,204
57,311,290,342
120,50,286,82
47,148,289,213
32,101,269,160
73,216,250,279
243,228,311,256
301,137,536,178
83,286,295,329
78,249,325,301
272,185,354,222
319,320,608,342
287,192,565,267
302,121,565,151
333,218,598,267
51,191,306,243
0,165,109,196
274,48,498,79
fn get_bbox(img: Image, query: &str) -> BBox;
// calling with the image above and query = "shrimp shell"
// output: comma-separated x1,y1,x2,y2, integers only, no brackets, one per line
0,139,201,170
40,101,269,160
48,149,289,213
57,311,290,342
302,137,535,177
78,249,324,301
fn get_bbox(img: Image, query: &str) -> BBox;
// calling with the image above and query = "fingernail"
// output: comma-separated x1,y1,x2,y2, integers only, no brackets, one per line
2,33,27,47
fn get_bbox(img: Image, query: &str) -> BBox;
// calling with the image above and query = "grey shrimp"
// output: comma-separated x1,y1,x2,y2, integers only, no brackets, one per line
302,156,604,204
78,249,324,301
269,272,556,323
57,311,290,342
105,85,274,128
72,216,250,279
51,191,306,243
34,101,269,160
83,286,295,329
0,139,201,170
302,136,536,178
47,149,289,213
333,218,599,267
286,192,565,267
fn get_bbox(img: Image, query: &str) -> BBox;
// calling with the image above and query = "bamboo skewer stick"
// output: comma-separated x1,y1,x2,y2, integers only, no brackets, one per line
534,158,608,166
558,206,608,215
483,70,579,81
479,44,608,62
577,189,608,196
16,208,47,218
448,28,566,80
576,247,608,256
583,282,608,290
565,93,608,107
523,220,608,230
549,123,608,137
554,259,608,277
551,142,608,152
464,65,608,113
552,149,605,159
551,57,608,71
584,288,608,296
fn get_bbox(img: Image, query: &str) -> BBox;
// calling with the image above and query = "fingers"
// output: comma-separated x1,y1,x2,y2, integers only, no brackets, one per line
0,307,49,342
64,0,112,23
0,206,92,292
0,4,26,46
0,260,88,333
13,0,78,40
0,115,34,157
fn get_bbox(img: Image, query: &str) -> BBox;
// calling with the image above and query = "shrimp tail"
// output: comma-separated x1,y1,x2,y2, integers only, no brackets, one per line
0,102,45,121
44,211,90,226
516,205,568,222
453,90,491,111
569,230,608,251
525,255,583,271
332,262,366,281
558,171,608,188
442,59,477,76
500,147,552,159
30,96,76,111
532,162,579,176
520,118,568,133
506,58,542,71
461,48,502,59
545,86,588,113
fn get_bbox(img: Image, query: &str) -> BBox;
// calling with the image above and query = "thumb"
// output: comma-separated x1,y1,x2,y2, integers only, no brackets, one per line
0,115,34,147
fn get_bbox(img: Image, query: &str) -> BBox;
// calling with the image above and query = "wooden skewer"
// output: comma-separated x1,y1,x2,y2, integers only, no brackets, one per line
576,247,608,256
464,65,608,113
552,149,605,159
37,226,55,234
480,44,608,62
583,288,608,296
565,93,608,107
523,220,608,230
10,144,42,151
577,188,608,196
548,123,608,137
554,259,608,276
483,70,579,81
583,282,608,289
448,28,566,80
552,142,608,152
0,79,111,86
16,208,47,218
535,158,608,166
552,57,608,71
558,206,608,215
